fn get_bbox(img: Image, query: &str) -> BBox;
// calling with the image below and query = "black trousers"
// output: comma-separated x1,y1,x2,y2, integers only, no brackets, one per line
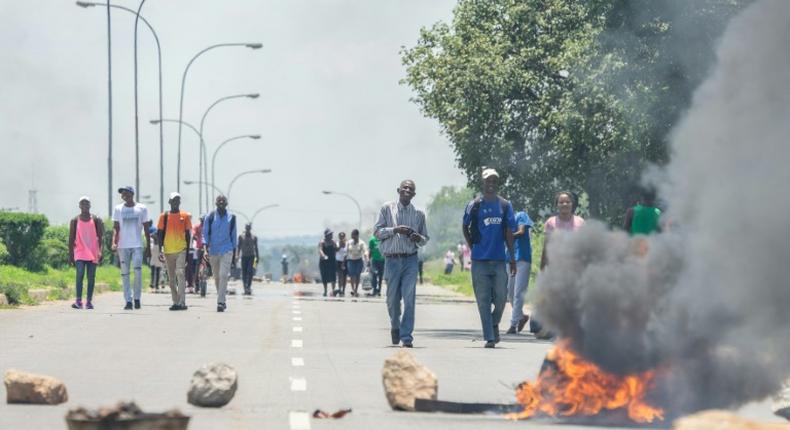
241,256,255,290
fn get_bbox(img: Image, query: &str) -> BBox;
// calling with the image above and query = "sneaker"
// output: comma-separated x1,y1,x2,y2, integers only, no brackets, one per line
484,341,496,348
517,315,530,333
506,326,517,335
169,304,179,311
178,304,188,310
217,303,226,312
402,341,413,348
85,302,94,310
134,299,141,309
71,300,83,309
124,302,133,310
390,329,400,345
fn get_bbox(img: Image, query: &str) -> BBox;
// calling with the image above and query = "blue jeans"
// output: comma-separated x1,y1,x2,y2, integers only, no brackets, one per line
471,260,508,342
370,260,385,294
506,260,531,327
385,254,419,343
75,260,97,301
118,247,143,302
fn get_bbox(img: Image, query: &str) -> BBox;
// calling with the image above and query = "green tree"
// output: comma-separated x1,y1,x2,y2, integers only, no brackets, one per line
402,0,747,223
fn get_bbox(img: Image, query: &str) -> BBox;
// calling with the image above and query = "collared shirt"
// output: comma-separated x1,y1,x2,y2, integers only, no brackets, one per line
204,210,237,256
374,200,429,256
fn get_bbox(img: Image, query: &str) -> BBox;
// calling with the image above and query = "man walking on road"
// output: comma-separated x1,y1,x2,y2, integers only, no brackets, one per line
237,223,259,295
68,196,104,310
204,195,237,312
462,169,516,348
112,186,152,310
367,234,385,297
506,208,533,334
157,192,192,311
374,179,429,348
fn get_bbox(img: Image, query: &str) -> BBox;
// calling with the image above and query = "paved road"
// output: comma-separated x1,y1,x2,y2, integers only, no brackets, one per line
0,280,780,429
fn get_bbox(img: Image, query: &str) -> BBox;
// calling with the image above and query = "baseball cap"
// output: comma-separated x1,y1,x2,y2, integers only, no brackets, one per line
78,195,91,203
118,186,135,195
482,168,499,180
169,191,181,200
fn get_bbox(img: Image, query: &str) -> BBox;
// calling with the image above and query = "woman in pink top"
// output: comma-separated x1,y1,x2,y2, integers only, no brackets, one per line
68,196,104,309
540,191,585,270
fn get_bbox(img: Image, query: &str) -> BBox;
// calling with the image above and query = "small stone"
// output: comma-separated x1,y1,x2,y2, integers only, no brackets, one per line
187,363,237,407
381,351,438,411
4,369,68,405
672,410,790,430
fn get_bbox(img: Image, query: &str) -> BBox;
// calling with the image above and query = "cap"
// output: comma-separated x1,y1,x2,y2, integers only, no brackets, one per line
323,228,333,237
482,168,499,180
118,186,135,195
169,191,181,200
78,195,91,203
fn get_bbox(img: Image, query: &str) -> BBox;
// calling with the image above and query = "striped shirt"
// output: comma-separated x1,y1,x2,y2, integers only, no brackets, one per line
374,201,429,256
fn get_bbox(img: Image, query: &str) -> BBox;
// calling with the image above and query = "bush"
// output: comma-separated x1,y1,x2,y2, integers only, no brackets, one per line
0,212,49,269
0,241,9,265
0,282,27,305
41,225,71,269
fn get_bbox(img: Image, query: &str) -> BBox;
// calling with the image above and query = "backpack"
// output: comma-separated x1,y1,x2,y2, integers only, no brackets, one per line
206,211,236,244
464,196,510,245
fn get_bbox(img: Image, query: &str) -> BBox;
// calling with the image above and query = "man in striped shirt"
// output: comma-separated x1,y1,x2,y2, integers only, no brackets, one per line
374,179,429,348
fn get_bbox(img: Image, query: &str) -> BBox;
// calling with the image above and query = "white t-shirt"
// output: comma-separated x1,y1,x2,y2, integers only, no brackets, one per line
112,203,149,249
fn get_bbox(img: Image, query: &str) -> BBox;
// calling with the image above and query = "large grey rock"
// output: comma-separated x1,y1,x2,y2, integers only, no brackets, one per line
381,351,438,411
0,294,8,306
4,369,68,404
774,383,790,421
672,410,790,430
187,363,237,408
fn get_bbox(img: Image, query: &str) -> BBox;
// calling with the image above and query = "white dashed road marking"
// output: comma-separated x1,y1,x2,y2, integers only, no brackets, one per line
291,339,303,348
293,317,302,321
291,357,304,367
289,411,311,430
290,377,307,391
293,326,303,332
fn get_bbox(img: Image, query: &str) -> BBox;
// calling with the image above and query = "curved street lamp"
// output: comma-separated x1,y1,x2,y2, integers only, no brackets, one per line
183,180,225,208
77,1,165,213
152,118,206,214
176,43,263,194
227,169,272,203
198,93,259,209
322,190,362,231
250,203,279,227
211,134,261,201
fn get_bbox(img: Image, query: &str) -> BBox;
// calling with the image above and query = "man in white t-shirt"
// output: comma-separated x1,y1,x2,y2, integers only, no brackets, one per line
112,186,152,310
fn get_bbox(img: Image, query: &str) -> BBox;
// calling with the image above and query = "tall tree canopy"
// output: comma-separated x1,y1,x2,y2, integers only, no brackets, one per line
402,0,746,222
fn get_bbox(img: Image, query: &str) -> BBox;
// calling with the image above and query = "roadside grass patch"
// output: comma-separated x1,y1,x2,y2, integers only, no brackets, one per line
0,264,135,306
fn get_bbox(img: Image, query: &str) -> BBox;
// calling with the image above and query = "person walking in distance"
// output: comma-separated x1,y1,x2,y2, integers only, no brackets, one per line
237,223,259,295
318,229,337,297
149,226,163,292
462,169,517,348
374,179,429,348
112,186,151,310
335,232,348,296
157,192,192,311
444,248,456,274
505,207,534,334
281,254,289,283
457,242,466,272
203,195,237,312
346,229,367,297
367,234,385,297
68,196,104,309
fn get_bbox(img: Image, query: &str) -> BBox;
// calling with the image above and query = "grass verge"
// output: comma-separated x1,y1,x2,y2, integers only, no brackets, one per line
0,264,146,307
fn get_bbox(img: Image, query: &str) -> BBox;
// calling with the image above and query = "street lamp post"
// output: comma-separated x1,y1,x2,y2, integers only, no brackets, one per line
183,180,224,200
152,119,206,215
322,190,362,231
77,1,165,213
176,43,262,194
250,203,279,227
198,93,259,213
211,135,261,201
227,169,271,203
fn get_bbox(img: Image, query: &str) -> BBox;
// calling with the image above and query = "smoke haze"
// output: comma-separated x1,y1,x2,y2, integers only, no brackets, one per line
534,0,790,415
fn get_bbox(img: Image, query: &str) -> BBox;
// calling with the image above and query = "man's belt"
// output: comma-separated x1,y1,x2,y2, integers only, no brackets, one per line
384,252,417,258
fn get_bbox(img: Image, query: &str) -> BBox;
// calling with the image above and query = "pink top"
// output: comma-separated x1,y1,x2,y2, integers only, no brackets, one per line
74,217,100,263
544,215,585,234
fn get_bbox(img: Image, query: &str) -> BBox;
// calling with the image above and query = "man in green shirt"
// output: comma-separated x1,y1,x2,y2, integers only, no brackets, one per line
367,235,385,296
624,188,662,235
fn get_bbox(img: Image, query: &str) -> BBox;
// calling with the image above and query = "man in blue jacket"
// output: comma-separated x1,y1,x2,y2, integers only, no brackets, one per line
203,195,237,312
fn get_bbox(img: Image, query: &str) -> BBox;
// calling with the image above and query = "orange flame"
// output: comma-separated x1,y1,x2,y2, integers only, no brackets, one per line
510,341,664,423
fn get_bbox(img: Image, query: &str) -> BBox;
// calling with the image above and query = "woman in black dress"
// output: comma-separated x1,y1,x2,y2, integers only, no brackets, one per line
318,229,337,297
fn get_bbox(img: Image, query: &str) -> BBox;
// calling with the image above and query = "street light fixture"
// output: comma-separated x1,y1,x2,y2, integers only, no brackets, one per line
227,169,272,203
322,190,362,231
250,203,279,227
77,0,165,213
153,118,207,214
198,93,260,212
183,180,224,201
176,43,263,194
211,134,262,202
